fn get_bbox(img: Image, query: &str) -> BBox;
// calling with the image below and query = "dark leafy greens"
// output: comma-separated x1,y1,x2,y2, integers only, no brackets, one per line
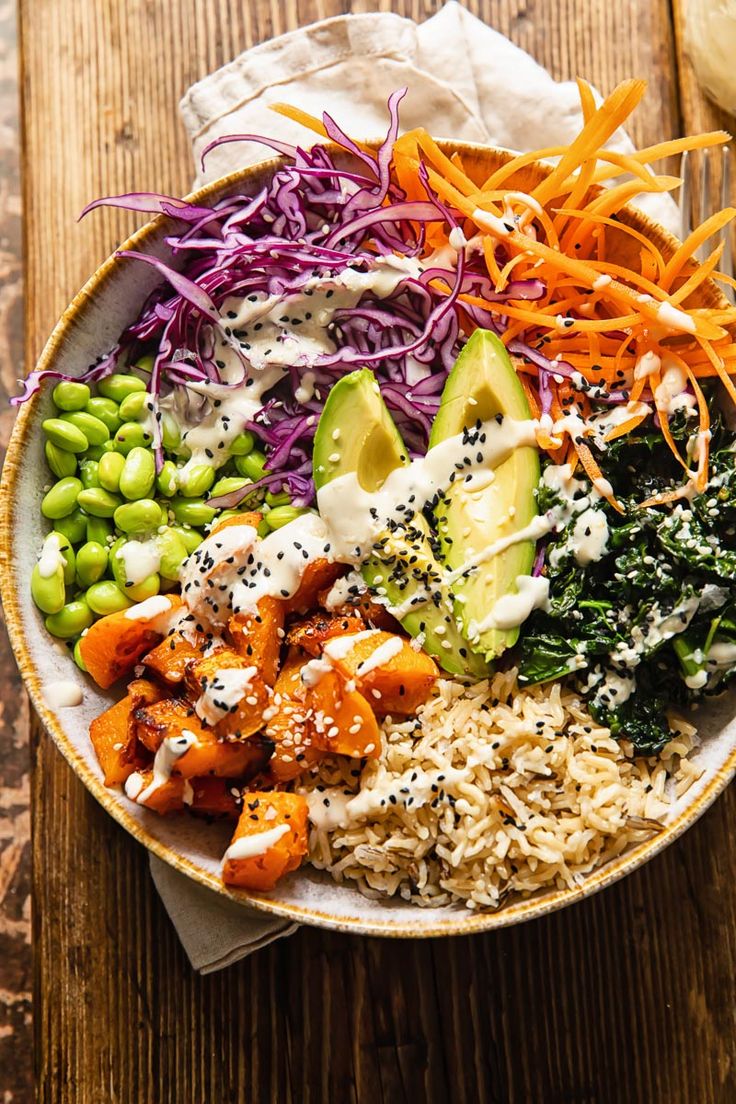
517,406,736,753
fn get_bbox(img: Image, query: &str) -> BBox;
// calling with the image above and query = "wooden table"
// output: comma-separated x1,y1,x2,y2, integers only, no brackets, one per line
15,1,736,1100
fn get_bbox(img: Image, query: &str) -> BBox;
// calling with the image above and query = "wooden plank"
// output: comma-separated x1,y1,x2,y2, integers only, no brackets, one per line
18,1,736,1101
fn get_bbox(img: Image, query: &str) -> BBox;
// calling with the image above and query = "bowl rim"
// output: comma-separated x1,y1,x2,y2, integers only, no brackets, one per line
3,140,736,937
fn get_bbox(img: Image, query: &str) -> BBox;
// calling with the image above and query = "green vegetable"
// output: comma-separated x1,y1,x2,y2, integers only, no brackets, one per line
85,396,122,433
235,449,267,481
85,580,134,615
75,541,109,587
77,487,121,518
61,410,110,446
44,440,77,478
156,528,188,580
170,524,203,554
264,505,307,531
124,573,160,603
85,515,113,545
72,638,87,672
79,459,100,489
178,463,215,498
156,460,179,497
41,476,82,519
97,373,146,403
113,422,153,454
119,446,155,500
229,431,255,456
131,354,154,374
42,418,88,453
52,381,90,411
31,561,66,615
265,490,291,507
55,508,87,544
161,414,180,450
210,476,249,498
98,450,125,492
113,498,162,535
53,532,76,584
45,599,94,639
118,391,149,421
169,497,216,527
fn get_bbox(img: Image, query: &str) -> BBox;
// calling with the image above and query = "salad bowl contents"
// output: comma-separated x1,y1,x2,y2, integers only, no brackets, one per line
5,78,736,930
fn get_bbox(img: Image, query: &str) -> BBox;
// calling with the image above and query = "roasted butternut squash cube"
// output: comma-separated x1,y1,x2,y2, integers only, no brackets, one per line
284,559,344,614
89,694,150,785
183,647,271,739
227,596,284,685
306,670,381,759
222,791,308,891
125,771,187,815
286,611,365,657
265,649,323,782
323,630,439,714
188,777,242,820
143,631,213,684
79,595,182,689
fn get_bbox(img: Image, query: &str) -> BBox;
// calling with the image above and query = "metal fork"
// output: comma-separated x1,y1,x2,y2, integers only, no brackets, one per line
680,147,735,303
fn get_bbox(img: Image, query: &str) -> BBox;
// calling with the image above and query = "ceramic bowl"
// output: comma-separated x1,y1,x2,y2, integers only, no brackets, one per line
2,143,735,936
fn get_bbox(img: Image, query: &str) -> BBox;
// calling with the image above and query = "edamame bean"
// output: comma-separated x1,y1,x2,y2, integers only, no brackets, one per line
113,498,162,535
85,396,121,434
264,505,307,531
75,541,109,587
119,446,155,500
85,580,134,615
42,418,88,454
170,525,203,554
72,638,87,672
55,508,87,544
113,422,153,454
118,391,149,421
98,450,125,492
178,464,215,498
84,445,106,461
123,574,160,603
257,520,270,539
61,411,110,446
77,487,121,518
98,373,146,403
79,459,100,489
235,449,267,481
156,460,178,497
132,354,154,374
41,476,83,520
265,490,291,508
45,440,77,479
156,528,188,580
51,532,76,584
31,562,66,614
85,515,113,545
52,380,90,412
169,497,216,527
210,476,249,498
45,599,94,639
161,414,180,450
229,431,255,457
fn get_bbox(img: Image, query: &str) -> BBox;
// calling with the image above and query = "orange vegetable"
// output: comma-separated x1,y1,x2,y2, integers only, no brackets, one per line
325,631,439,715
222,791,309,891
143,631,212,684
188,777,242,820
79,595,182,689
89,694,149,786
265,649,323,782
183,647,271,739
284,559,344,613
132,697,272,779
307,670,380,759
127,772,188,815
209,511,262,536
286,611,366,657
227,596,284,685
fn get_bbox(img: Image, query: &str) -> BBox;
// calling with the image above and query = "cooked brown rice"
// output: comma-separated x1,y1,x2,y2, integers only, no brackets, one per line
301,668,702,910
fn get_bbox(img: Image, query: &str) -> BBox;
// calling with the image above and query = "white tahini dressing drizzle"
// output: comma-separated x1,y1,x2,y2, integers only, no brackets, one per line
195,665,258,725
126,730,198,805
355,636,403,676
124,594,176,623
470,575,550,634
37,533,67,577
119,540,161,585
224,822,290,861
44,680,83,708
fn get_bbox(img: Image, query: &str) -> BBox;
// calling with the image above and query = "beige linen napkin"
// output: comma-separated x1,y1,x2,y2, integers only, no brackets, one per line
159,1,681,973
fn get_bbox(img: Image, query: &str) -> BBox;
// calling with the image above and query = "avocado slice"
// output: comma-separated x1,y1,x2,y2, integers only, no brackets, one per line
313,369,488,678
429,330,540,660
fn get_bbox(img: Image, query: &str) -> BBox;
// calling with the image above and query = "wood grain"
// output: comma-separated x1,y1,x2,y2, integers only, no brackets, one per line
15,1,736,1101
